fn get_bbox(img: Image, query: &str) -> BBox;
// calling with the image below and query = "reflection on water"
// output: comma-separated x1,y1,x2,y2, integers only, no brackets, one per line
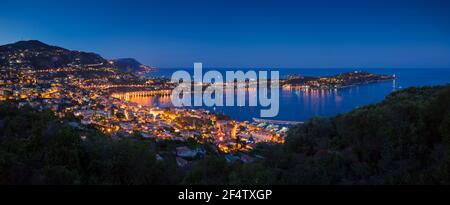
135,68,449,121
127,94,173,108
125,85,370,122
282,86,342,116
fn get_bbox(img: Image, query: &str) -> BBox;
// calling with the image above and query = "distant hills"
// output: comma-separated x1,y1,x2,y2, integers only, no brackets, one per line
0,40,151,73
111,58,152,74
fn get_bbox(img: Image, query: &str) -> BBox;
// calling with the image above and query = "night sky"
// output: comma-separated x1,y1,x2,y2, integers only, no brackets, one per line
1,0,450,68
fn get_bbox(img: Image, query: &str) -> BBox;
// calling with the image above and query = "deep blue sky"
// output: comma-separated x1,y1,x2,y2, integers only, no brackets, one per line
1,0,450,68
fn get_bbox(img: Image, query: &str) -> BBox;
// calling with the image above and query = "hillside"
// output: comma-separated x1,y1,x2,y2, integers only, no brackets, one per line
0,40,108,69
0,85,449,184
0,40,151,73
112,58,152,73
280,84,450,184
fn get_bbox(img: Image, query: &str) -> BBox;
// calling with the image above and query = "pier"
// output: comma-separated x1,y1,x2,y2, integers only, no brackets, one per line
252,118,303,125
111,89,172,100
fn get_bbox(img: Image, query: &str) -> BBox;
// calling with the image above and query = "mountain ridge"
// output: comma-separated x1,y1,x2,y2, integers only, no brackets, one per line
0,40,151,73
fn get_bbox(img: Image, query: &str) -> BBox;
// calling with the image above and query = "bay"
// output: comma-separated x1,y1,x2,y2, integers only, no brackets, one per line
135,68,450,122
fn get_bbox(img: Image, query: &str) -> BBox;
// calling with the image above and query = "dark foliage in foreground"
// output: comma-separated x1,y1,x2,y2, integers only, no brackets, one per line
0,85,449,184
0,104,180,185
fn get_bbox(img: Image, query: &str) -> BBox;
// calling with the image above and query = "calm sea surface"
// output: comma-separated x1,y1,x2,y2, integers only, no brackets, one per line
136,68,450,122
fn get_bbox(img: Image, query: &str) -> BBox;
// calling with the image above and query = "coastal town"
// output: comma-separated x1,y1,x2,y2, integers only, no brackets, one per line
0,40,396,167
2,0,450,191
282,71,395,89
0,40,290,167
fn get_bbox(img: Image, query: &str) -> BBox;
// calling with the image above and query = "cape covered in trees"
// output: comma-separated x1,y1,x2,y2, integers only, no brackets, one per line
0,85,449,184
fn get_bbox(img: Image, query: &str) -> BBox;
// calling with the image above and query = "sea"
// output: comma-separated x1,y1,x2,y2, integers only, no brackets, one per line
133,68,450,122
